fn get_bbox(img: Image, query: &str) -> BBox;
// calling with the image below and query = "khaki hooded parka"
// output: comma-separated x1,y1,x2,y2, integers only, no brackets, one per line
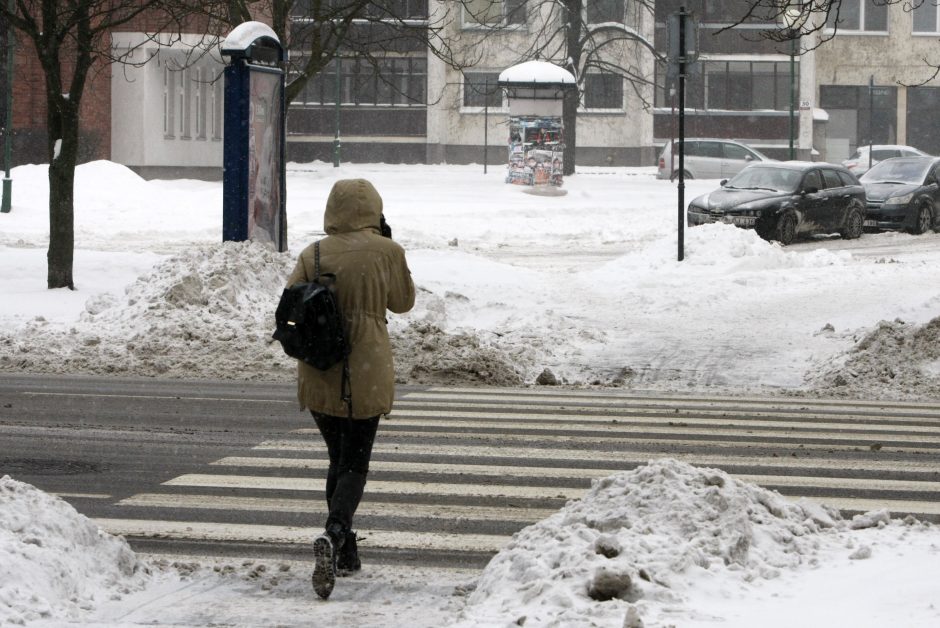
286,179,415,418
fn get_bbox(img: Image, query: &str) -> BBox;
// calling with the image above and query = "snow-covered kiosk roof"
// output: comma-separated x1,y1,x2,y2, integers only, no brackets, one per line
497,60,576,87
497,61,576,117
220,21,284,64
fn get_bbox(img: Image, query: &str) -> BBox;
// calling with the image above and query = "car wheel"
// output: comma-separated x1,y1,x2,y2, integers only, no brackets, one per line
840,204,864,240
910,202,933,235
671,170,693,181
773,211,797,245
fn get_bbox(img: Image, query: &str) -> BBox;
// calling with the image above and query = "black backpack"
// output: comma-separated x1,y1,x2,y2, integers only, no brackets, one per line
273,241,349,371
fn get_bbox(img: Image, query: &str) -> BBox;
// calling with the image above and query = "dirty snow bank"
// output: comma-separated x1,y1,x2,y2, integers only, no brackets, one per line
452,459,938,627
804,315,940,400
0,476,150,625
0,241,536,385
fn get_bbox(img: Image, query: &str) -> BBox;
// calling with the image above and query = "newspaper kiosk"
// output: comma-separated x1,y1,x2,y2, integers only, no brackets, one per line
497,61,576,188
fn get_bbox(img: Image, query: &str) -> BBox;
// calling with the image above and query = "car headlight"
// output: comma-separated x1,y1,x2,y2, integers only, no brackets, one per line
884,193,914,206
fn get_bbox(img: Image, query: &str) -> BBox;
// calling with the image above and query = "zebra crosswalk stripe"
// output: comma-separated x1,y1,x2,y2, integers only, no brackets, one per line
106,387,940,561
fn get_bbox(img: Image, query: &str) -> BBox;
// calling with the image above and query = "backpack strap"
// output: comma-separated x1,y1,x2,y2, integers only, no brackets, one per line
314,240,321,280
317,240,352,418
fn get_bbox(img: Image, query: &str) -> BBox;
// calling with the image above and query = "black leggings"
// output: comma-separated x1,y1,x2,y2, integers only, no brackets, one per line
312,412,380,532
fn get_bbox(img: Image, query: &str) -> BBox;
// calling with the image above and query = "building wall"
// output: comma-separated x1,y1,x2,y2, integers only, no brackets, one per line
814,3,940,158
111,33,225,172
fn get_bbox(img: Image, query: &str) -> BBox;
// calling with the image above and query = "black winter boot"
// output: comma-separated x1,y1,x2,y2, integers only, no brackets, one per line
311,525,345,599
336,530,361,576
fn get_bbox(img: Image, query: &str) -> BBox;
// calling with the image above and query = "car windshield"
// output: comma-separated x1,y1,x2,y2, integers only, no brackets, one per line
725,167,801,192
860,160,931,184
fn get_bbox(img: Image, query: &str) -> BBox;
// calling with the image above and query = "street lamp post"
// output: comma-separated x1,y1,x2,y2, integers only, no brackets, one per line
783,2,805,162
333,57,341,168
1,0,14,214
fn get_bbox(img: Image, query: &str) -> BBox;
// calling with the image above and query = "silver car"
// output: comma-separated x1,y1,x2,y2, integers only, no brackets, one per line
657,138,772,180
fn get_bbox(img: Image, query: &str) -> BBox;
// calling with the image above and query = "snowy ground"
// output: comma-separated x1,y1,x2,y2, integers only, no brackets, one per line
2,161,940,626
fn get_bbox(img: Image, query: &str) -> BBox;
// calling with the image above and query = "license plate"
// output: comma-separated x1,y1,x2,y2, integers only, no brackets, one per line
721,215,756,227
863,219,878,227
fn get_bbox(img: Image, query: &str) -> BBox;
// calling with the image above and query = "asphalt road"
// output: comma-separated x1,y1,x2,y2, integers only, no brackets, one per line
2,373,939,568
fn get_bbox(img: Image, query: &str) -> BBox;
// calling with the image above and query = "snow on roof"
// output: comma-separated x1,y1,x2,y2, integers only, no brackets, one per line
220,21,279,54
498,61,576,86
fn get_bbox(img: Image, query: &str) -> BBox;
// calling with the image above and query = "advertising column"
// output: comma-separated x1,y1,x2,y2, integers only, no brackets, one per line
221,22,287,252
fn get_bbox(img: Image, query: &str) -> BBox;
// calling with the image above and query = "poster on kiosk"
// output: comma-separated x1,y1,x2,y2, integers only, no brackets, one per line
498,60,576,189
221,22,287,252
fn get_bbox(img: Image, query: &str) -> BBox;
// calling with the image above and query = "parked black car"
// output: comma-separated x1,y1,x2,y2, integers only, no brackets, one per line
687,162,866,245
859,156,940,234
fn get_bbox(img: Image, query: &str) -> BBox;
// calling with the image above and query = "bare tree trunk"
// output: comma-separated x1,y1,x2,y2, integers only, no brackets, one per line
563,88,578,176
563,0,583,177
46,99,80,290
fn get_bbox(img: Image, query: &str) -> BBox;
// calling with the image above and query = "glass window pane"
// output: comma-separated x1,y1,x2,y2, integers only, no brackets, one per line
752,63,775,110
706,63,727,109
727,61,751,110
864,0,887,31
803,170,822,189
464,72,501,107
822,170,843,188
587,0,624,24
584,73,623,108
723,143,748,159
828,0,860,30
913,1,938,32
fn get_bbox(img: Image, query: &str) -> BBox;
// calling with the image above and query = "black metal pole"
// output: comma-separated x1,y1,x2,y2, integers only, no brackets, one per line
789,34,796,160
868,75,874,170
678,6,686,262
1,0,14,214
484,79,488,174
333,58,341,168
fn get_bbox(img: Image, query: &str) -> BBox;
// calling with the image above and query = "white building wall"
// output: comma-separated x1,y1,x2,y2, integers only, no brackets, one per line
111,33,225,170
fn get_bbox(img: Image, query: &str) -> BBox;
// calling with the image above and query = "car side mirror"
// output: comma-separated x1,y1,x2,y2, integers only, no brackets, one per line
803,186,819,195
744,155,754,162
720,179,728,186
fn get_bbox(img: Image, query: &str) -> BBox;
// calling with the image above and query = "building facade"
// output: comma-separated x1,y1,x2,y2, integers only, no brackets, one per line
2,1,939,174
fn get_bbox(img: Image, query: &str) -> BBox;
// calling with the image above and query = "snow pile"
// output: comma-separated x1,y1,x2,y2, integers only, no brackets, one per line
0,476,150,625
0,241,296,379
805,315,940,400
453,459,908,627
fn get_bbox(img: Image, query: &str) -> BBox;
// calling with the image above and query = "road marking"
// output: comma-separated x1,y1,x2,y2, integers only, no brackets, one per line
262,432,938,455
93,519,509,553
374,411,940,435
114,491,940,520
163,472,940,497
414,388,940,411
260,432,936,456
163,474,582,499
117,493,558,522
212,454,940,476
53,492,112,500
18,391,291,404
392,399,940,423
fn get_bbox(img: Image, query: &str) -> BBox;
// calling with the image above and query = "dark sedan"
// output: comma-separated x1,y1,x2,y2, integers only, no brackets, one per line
687,162,866,245
859,156,940,234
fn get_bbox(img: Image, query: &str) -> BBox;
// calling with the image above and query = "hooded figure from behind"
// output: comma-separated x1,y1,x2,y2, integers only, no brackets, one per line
286,178,415,418
284,179,415,600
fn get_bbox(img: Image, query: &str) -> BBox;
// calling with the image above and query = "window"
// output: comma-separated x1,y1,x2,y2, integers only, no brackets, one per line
463,72,502,108
803,170,822,190
212,77,224,140
822,169,844,188
723,143,751,160
584,73,623,109
296,57,427,106
462,0,526,27
163,67,174,138
914,1,938,32
826,0,888,32
838,171,858,186
587,0,624,24
655,60,794,110
293,0,429,19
